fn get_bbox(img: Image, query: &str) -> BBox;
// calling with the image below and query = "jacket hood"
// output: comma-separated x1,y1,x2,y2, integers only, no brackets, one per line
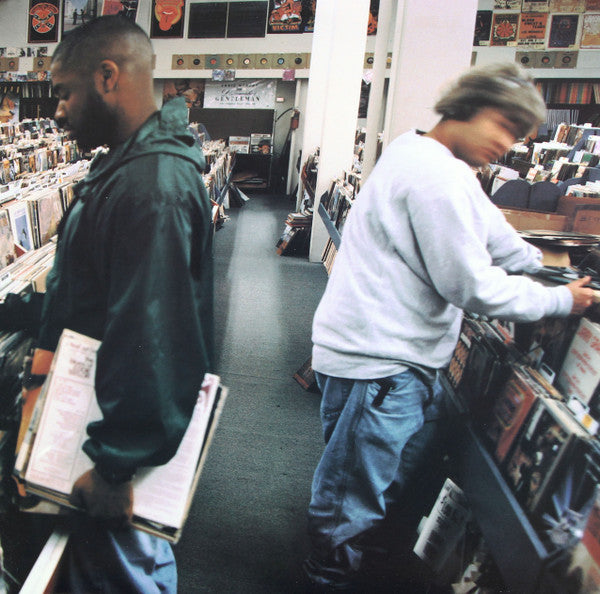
83,97,205,184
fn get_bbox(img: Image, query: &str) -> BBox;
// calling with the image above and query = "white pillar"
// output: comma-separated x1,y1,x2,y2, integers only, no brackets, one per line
303,0,371,262
383,0,478,147
362,0,396,181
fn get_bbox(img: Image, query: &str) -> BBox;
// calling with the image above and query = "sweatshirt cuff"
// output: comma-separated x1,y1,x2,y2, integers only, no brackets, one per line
548,285,573,317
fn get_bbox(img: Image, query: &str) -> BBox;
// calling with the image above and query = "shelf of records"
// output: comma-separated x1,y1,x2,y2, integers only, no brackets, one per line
444,305,600,592
489,123,600,194
1,118,82,184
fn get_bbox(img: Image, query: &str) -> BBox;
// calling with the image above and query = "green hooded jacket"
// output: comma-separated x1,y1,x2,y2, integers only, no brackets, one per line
38,97,214,483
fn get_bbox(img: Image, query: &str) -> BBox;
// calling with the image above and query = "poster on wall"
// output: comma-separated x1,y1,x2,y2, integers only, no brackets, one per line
28,0,60,43
518,13,548,47
62,0,99,37
473,10,492,46
0,91,19,125
268,0,302,33
101,0,138,20
585,0,600,10
151,0,185,38
522,0,550,11
204,80,276,109
581,14,600,48
491,13,519,46
302,0,316,32
367,0,378,35
188,2,227,38
493,0,521,8
162,79,204,107
227,2,268,38
549,0,585,11
549,14,580,47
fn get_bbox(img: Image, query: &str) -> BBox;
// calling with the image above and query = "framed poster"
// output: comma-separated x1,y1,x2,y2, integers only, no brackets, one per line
188,2,227,38
549,14,579,47
227,2,268,38
518,13,548,47
474,10,492,46
581,14,600,49
491,13,519,46
268,0,302,33
151,0,185,38
62,0,98,37
28,0,60,43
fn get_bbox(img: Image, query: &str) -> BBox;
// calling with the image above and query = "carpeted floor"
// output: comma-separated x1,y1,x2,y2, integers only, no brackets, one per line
174,192,327,593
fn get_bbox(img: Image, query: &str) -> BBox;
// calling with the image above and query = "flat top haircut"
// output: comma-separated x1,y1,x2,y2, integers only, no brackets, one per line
434,62,547,139
51,15,153,76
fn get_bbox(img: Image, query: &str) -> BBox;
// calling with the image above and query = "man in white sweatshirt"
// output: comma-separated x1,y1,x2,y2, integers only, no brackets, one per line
304,63,594,589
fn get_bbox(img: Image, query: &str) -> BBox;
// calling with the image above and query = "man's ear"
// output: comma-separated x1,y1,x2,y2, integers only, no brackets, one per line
95,60,119,93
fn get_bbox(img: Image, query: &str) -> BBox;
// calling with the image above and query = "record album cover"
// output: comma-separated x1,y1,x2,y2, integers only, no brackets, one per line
151,0,185,38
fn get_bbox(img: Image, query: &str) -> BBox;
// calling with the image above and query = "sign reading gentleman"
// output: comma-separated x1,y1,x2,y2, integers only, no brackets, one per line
28,0,60,43
204,80,276,109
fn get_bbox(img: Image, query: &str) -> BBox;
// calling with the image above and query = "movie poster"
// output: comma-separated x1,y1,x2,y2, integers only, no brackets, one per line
151,0,185,38
28,0,60,43
101,0,138,20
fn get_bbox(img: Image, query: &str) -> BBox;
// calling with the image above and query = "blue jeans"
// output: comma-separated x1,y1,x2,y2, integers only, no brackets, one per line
66,519,177,593
305,369,447,585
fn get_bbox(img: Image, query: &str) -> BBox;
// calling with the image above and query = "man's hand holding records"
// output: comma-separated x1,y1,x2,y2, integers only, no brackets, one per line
70,468,133,527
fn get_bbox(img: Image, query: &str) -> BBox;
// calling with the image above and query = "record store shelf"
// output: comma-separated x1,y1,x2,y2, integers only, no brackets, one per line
443,376,558,593
318,202,341,249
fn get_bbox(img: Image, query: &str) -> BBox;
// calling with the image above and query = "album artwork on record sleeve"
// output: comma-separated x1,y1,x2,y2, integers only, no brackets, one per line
188,2,227,38
268,0,302,33
62,0,98,38
549,14,579,47
474,10,492,45
227,2,268,38
586,0,600,10
491,12,519,45
518,13,548,47
28,0,60,43
101,0,138,20
151,0,185,38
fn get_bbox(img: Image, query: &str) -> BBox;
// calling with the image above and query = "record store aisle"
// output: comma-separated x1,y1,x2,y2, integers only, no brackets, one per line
174,193,327,593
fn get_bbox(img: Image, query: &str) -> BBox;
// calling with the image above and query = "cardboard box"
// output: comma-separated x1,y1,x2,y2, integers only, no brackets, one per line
501,208,567,232
556,195,600,230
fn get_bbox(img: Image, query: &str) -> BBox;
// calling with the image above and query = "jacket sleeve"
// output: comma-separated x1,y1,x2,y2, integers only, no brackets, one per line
399,175,572,322
82,156,213,481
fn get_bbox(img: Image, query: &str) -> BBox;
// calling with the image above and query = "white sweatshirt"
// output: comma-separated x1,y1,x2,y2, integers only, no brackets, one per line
311,131,573,380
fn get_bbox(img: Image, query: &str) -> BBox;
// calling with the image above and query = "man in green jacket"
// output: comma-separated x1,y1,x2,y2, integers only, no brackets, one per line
6,15,213,592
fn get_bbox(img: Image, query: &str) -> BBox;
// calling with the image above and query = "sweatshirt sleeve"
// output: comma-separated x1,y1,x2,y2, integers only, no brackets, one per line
400,174,572,321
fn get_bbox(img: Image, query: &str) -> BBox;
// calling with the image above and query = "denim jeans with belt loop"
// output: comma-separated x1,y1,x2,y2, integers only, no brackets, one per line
305,368,448,586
